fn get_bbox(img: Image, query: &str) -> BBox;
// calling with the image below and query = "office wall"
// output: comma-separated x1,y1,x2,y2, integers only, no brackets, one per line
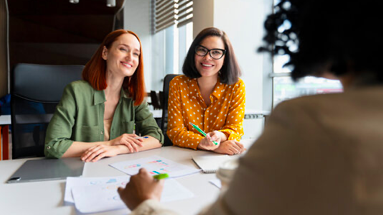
124,0,156,92
0,0,8,97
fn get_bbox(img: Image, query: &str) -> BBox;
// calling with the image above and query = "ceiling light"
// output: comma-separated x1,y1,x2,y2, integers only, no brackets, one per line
106,0,116,7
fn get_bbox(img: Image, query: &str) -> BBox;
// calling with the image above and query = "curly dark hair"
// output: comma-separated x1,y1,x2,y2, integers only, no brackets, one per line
259,0,383,82
182,27,241,85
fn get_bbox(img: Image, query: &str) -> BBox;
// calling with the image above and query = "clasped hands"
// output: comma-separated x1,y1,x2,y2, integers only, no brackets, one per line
198,131,245,155
81,133,144,162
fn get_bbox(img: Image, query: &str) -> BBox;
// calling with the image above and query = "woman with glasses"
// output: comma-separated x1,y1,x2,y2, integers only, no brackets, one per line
167,27,246,155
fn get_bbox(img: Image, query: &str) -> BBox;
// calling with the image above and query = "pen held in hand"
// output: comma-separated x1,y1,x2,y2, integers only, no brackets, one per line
153,173,169,180
134,136,149,139
189,122,218,145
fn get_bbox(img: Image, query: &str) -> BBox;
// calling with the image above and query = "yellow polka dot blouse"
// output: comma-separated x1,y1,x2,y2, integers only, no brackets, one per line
167,75,246,149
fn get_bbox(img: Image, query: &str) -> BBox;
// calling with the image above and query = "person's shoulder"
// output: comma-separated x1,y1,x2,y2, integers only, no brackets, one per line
272,93,342,120
170,75,191,85
66,80,90,88
65,80,94,94
229,78,245,91
173,75,189,82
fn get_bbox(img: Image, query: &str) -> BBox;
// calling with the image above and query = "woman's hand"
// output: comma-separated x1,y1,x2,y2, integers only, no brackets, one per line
213,140,245,155
118,168,164,210
81,145,128,162
109,134,144,153
197,131,226,150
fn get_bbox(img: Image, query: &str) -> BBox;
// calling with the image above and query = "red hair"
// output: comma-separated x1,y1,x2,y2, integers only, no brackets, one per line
82,29,146,105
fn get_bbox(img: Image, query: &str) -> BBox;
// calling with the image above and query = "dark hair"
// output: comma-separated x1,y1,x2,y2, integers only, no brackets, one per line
82,29,146,105
182,27,241,85
259,0,383,82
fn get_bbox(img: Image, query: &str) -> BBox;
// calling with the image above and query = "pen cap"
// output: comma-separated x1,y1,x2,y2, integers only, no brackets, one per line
216,158,239,190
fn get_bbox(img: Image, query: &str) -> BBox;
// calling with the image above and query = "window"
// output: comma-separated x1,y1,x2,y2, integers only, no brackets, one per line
271,0,342,107
154,0,193,76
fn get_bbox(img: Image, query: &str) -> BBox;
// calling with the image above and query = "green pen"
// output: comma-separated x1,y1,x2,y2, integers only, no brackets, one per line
189,122,218,145
153,173,169,180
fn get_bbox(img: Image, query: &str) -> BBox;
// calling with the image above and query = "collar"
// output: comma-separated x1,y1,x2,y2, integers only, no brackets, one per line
211,78,225,99
188,77,226,99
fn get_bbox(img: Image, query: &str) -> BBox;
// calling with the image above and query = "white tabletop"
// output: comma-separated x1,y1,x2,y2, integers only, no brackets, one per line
0,139,254,215
0,115,11,125
151,109,269,119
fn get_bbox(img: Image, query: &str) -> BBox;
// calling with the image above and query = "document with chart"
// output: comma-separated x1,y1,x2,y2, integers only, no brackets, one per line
66,176,194,213
109,155,201,178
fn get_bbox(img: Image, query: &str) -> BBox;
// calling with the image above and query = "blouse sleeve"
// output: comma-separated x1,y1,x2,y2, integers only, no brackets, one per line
218,79,245,141
166,78,203,149
135,102,164,144
44,84,76,158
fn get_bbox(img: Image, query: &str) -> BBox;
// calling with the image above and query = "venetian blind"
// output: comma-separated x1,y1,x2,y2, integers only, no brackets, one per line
155,0,193,33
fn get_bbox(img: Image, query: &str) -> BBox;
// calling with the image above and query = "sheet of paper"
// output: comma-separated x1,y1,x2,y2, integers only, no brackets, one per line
65,176,130,203
109,155,201,178
72,182,128,213
72,178,195,214
209,179,222,189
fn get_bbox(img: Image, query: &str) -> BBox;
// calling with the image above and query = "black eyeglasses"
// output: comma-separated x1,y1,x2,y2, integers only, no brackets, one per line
195,45,226,60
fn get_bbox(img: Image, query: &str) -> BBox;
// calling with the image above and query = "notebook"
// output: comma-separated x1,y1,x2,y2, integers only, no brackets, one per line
7,157,84,183
192,155,232,173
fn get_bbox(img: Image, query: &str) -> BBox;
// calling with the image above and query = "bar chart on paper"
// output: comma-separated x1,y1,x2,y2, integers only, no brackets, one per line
109,155,201,178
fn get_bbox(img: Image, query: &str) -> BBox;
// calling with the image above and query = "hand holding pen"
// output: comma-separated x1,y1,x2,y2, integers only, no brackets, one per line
118,168,165,210
190,122,222,150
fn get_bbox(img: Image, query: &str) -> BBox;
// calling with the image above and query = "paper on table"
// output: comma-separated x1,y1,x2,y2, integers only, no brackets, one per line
72,178,195,214
72,183,128,213
109,155,201,178
65,176,130,203
209,179,222,189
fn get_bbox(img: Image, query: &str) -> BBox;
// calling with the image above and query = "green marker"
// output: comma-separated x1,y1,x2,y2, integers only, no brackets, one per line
189,122,218,145
153,173,169,180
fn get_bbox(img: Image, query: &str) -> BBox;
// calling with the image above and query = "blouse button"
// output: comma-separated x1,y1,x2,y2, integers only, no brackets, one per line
101,131,104,135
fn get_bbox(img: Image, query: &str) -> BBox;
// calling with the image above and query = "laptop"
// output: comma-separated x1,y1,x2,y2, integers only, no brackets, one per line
7,157,84,183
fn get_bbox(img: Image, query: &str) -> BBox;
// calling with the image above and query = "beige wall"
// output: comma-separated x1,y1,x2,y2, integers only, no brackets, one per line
0,0,8,97
193,0,214,38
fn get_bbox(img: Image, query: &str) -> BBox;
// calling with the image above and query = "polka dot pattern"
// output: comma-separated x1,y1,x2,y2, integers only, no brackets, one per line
166,75,246,149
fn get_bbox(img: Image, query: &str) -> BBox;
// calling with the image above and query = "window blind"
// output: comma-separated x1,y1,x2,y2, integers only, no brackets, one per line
155,0,193,33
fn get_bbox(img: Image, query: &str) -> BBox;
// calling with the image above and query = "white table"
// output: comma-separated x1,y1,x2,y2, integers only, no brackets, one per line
151,109,270,119
0,139,254,215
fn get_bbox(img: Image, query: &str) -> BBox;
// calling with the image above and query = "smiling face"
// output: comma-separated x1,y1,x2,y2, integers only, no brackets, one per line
194,36,226,78
102,33,141,79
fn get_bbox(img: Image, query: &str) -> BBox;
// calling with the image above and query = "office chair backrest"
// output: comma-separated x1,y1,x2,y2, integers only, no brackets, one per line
11,63,84,159
160,74,179,146
150,91,162,110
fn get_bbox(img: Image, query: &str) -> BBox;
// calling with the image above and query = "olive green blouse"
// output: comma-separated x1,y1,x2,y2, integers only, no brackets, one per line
45,80,163,158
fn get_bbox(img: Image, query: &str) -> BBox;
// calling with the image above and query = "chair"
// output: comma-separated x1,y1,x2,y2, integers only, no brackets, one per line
160,74,179,146
11,63,83,159
150,91,162,110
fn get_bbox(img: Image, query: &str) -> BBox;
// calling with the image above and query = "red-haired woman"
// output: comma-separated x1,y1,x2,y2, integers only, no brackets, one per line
45,30,163,162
